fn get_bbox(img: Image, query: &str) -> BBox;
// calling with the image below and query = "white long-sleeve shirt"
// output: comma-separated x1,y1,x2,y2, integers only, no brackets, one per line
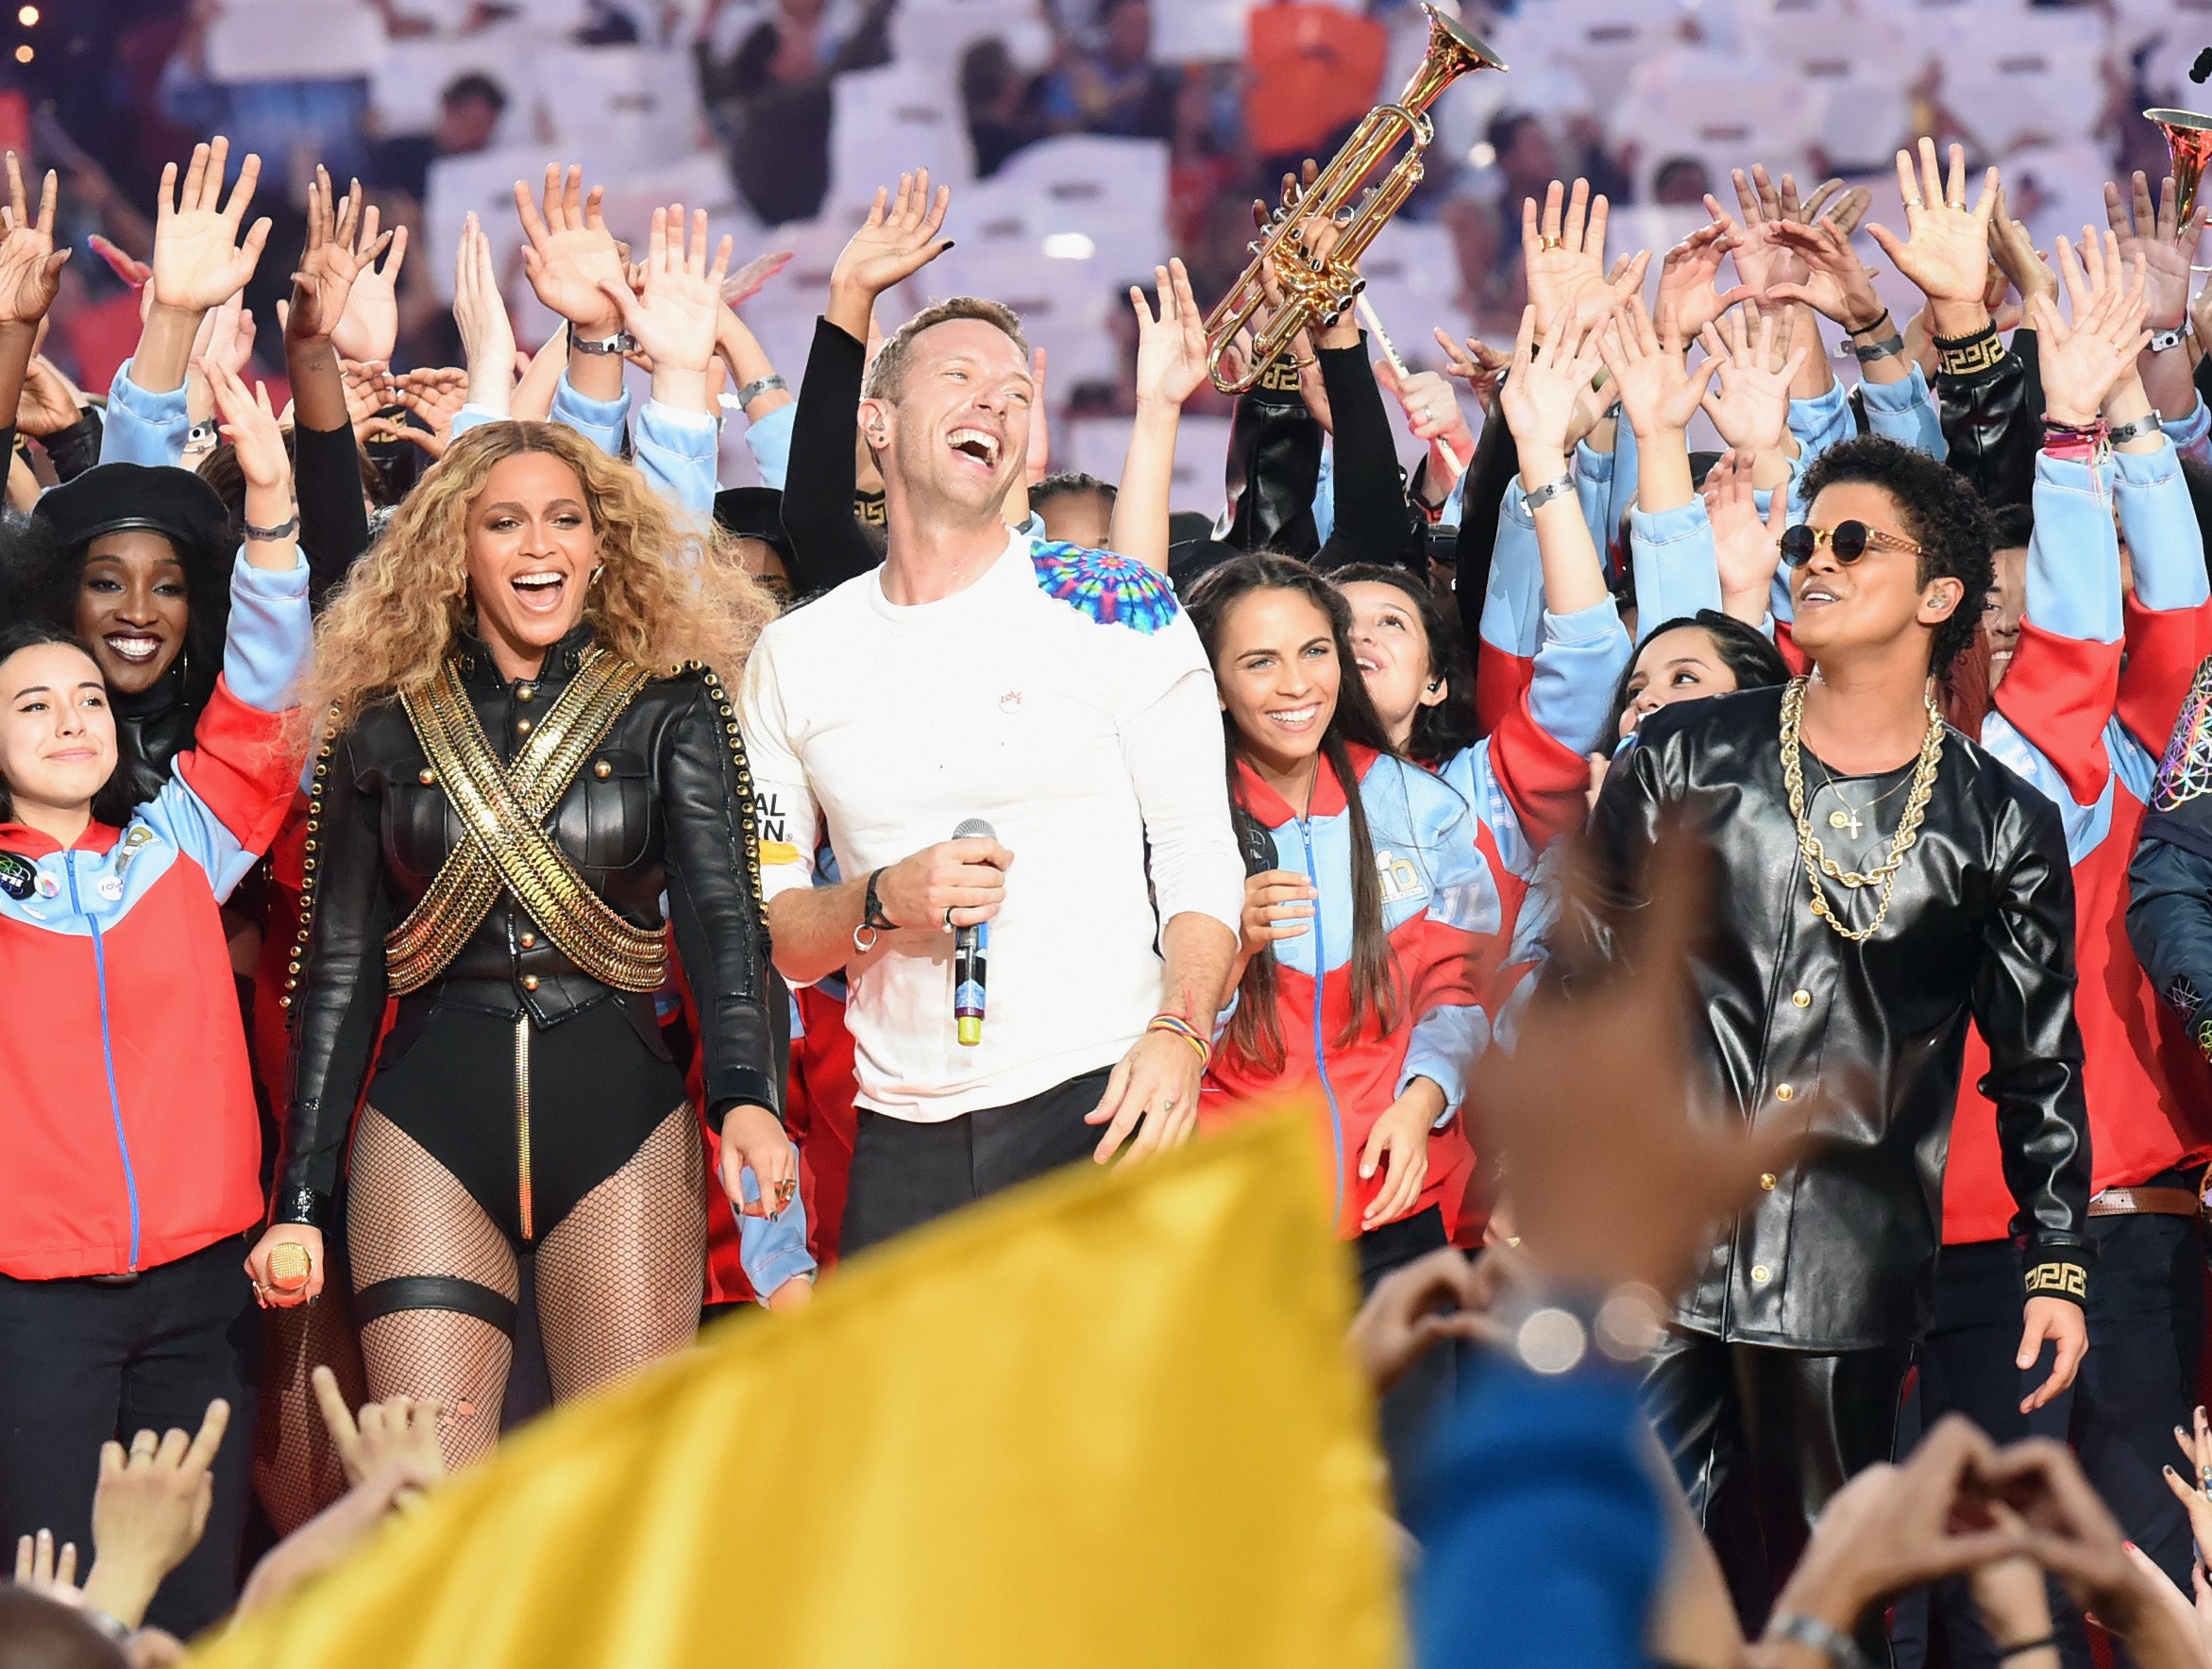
739,531,1245,1122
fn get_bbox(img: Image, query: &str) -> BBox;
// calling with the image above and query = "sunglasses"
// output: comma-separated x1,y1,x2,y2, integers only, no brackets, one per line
1778,520,1923,567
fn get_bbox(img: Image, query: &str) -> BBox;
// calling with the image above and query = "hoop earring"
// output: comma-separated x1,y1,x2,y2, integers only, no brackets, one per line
590,565,603,584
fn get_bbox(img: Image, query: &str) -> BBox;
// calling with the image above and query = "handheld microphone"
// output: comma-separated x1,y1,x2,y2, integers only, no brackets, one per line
953,817,994,1046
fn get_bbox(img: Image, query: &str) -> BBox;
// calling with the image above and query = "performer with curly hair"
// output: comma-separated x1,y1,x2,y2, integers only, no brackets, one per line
251,419,788,1465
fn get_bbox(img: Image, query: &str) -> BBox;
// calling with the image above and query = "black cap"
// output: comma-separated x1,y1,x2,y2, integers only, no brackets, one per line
712,485,794,559
33,462,233,567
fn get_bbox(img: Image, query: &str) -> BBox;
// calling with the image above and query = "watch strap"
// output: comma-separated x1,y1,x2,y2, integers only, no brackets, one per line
1523,472,1577,513
2105,413,2162,447
2150,325,2189,354
736,373,788,406
572,330,637,357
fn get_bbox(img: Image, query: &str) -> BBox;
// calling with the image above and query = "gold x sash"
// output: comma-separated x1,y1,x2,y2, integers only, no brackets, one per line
384,650,666,995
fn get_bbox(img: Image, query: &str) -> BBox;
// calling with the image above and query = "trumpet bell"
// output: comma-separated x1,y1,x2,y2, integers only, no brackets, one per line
2147,108,2212,225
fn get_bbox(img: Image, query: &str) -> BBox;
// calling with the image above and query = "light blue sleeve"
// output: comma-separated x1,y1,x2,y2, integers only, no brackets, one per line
100,359,190,467
1787,380,1852,469
744,401,796,491
1398,797,1497,1117
1575,437,1614,568
1529,598,1633,756
731,1166,817,1301
1628,497,1722,629
2161,396,2211,468
1980,712,2116,866
451,402,504,442
1312,443,1336,547
1606,418,1639,569
550,370,632,458
633,400,720,526
2113,435,2210,613
145,548,312,898
2028,449,2124,644
1859,365,1946,462
1481,482,1545,660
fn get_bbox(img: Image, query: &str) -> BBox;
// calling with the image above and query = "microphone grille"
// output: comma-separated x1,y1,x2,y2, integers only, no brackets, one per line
954,818,996,841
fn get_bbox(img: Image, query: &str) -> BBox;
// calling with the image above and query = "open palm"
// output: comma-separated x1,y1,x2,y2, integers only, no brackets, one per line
0,154,67,327
516,164,625,332
832,169,952,301
330,213,405,364
1132,258,1207,407
602,204,730,374
1867,139,1998,305
152,138,270,314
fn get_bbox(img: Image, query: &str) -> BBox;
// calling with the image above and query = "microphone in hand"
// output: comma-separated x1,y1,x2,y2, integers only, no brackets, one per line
953,817,994,1046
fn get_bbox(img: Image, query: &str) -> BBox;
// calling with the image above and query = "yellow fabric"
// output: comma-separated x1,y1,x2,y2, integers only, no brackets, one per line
192,1110,1402,1668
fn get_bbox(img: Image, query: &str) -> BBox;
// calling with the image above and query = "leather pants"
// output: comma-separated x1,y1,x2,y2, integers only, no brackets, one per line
1644,1330,1913,1661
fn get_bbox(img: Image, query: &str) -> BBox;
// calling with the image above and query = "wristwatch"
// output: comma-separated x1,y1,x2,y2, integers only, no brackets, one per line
571,330,637,357
183,419,219,452
2150,324,2190,355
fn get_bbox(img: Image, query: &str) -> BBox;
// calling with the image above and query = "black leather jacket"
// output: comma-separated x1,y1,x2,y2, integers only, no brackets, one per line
1935,331,2040,512
115,666,201,785
279,625,779,1227
1584,686,2094,1350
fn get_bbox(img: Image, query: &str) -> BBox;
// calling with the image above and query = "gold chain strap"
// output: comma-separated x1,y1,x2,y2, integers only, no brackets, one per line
279,704,346,1011
691,663,768,925
1779,676,1946,944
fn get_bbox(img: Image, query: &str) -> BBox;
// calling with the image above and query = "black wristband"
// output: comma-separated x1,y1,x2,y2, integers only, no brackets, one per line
1935,323,2005,378
2023,1256,2088,1305
1848,308,1894,338
862,867,895,932
273,1188,327,1231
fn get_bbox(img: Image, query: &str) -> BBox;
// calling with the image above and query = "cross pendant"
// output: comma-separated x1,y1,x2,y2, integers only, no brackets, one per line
1828,806,1863,838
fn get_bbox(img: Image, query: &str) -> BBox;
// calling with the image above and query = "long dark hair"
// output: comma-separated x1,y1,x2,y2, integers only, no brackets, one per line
1329,561,1482,767
1604,610,1792,743
0,620,150,828
1186,553,1402,1074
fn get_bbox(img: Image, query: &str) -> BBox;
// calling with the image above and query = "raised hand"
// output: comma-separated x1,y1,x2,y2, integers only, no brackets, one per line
1596,295,1720,442
829,169,952,328
1866,139,2001,308
13,1527,80,1600
1765,216,1889,333
1655,220,1754,342
1719,165,1814,295
203,356,290,493
78,1402,230,1630
17,356,85,437
2104,171,2204,332
515,163,626,335
1697,304,1806,453
1702,447,1788,621
1988,185,2057,313
1523,177,1648,336
150,137,271,315
1500,300,1612,464
2033,230,2152,426
0,152,69,327
287,165,393,345
329,204,405,365
1130,257,1207,410
2160,1403,2212,1580
599,203,732,389
395,365,468,445
452,210,516,413
1431,327,1511,410
338,357,396,433
1375,357,1475,462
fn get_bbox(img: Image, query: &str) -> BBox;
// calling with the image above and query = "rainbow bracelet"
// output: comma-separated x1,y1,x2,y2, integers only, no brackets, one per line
1147,1012,1212,1071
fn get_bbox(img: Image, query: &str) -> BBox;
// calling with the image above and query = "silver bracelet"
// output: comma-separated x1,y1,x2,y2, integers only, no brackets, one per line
736,373,787,407
1523,472,1576,513
571,330,636,357
1768,1612,1875,1669
2150,325,2189,355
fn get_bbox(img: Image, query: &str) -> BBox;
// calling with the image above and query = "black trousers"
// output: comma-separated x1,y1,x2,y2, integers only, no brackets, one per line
1357,1205,1455,1502
1891,1239,2090,1669
1645,1329,1912,1659
841,1068,1116,1256
0,1235,259,1638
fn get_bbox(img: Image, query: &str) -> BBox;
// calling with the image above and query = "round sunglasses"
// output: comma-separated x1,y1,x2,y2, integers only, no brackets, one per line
1779,520,1923,567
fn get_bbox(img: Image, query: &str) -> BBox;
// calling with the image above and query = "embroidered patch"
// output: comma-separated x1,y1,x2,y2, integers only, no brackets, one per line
2153,656,2212,809
1376,849,1427,905
1029,540,1180,633
0,851,33,900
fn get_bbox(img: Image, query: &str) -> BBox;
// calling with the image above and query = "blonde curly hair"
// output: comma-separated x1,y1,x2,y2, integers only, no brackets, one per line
301,420,774,737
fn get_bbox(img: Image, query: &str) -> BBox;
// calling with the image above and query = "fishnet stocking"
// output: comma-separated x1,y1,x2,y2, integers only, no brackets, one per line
347,1109,518,1471
535,1107,705,1402
252,1256,365,1535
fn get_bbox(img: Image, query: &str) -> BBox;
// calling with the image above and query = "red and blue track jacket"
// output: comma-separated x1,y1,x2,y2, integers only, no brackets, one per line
0,551,309,1280
1201,745,1496,1239
1944,437,2212,1242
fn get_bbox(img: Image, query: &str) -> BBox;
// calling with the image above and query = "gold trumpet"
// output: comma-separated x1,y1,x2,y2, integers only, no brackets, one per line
2147,107,2212,226
1204,3,1505,394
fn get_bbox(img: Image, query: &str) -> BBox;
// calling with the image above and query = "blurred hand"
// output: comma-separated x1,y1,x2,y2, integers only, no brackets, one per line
1347,1243,1521,1394
1432,327,1511,410
1523,177,1647,336
13,1527,81,1601
150,137,270,315
2102,170,2204,332
16,355,84,437
309,1365,446,1495
80,1401,230,1629
2029,230,2152,428
1655,219,1754,342
1989,185,2058,312
1375,359,1474,461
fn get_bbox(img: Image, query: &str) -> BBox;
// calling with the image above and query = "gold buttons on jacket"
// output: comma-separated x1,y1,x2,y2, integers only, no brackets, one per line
516,717,533,737
516,683,536,702
593,760,612,779
418,767,436,785
1760,1172,1778,1191
518,931,537,950
1791,989,1811,1008
1751,1265,1771,1283
1775,1084,1795,1102
521,974,541,992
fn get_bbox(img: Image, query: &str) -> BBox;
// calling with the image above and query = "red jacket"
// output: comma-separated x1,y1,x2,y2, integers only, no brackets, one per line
0,679,295,1279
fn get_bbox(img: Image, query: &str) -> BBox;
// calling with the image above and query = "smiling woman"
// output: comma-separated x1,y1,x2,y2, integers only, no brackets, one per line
268,418,798,1471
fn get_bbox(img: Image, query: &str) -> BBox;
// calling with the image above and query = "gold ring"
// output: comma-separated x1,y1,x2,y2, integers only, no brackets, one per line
1538,235,1562,252
774,1176,798,1200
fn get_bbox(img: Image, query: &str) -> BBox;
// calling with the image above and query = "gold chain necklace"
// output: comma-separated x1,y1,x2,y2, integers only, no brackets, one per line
1814,762,1914,838
1779,676,1946,943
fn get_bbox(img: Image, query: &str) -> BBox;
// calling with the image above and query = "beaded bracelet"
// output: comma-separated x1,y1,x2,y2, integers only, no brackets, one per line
1147,1012,1212,1071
